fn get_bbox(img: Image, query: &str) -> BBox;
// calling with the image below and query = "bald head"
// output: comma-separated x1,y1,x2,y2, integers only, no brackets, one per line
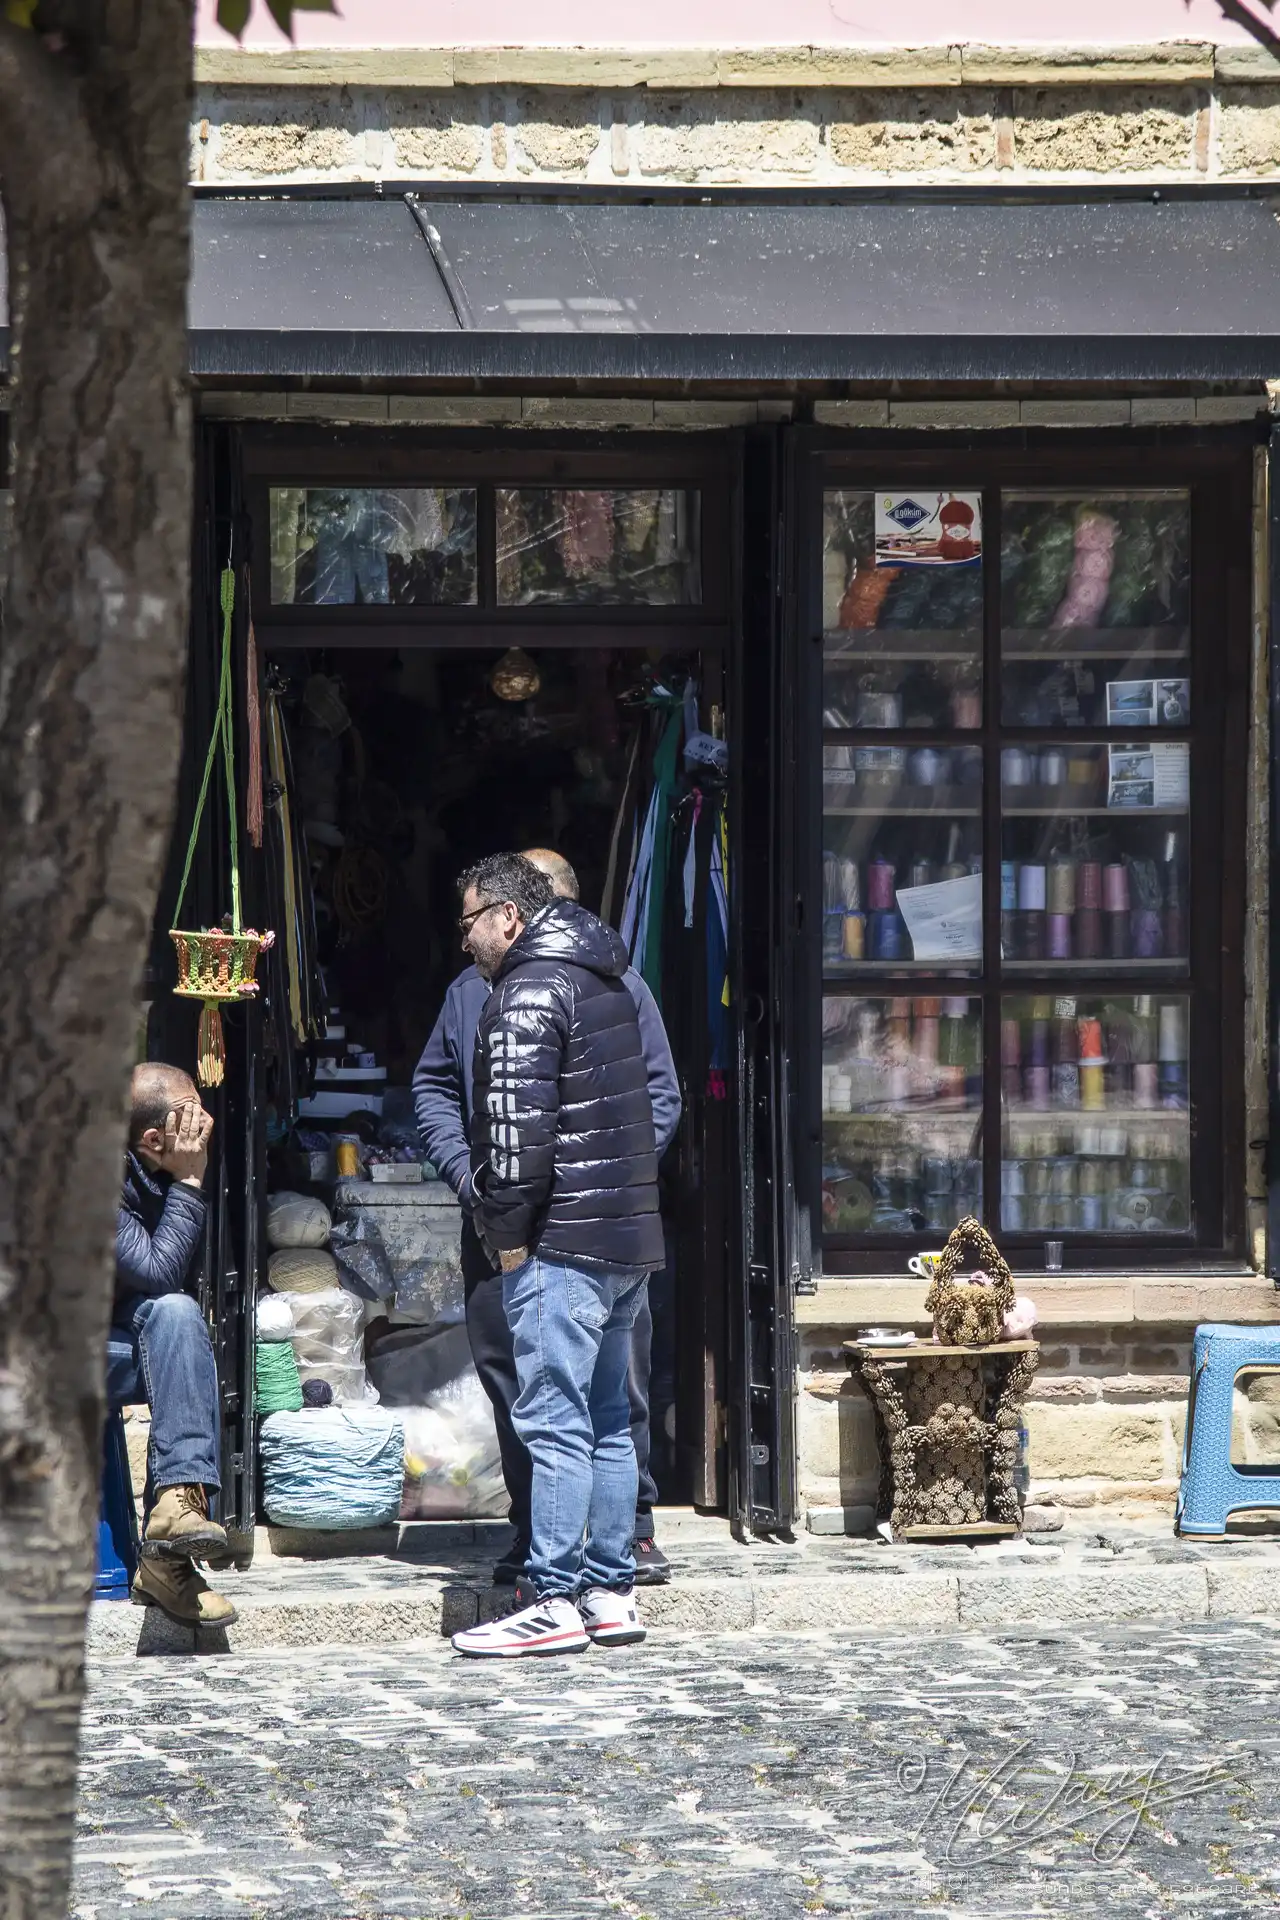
522,848,579,902
129,1063,199,1147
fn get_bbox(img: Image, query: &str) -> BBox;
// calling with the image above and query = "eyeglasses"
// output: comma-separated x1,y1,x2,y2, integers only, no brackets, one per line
458,901,503,935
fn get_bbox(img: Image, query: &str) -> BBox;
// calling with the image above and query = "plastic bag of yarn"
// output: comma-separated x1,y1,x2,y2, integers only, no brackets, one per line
328,1207,395,1302
259,1407,405,1530
268,1246,340,1294
399,1375,506,1520
266,1190,332,1251
255,1338,303,1415
274,1287,375,1405
256,1293,295,1342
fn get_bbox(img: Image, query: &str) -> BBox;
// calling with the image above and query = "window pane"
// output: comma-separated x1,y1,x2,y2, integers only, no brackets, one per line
1000,740,1189,972
823,994,983,1236
1001,492,1190,726
822,489,982,730
269,487,477,606
495,489,700,606
999,993,1191,1234
823,747,983,973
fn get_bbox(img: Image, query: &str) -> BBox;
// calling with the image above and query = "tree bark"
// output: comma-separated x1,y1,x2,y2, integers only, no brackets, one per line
0,7,196,1914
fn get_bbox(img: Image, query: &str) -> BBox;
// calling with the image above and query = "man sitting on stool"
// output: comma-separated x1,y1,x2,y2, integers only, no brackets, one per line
110,1063,236,1628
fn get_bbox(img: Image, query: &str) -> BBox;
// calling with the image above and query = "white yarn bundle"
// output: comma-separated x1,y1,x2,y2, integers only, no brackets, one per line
267,1191,332,1250
268,1246,341,1294
256,1293,296,1342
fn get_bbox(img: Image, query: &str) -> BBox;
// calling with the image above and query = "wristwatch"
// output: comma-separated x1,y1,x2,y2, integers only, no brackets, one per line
499,1246,529,1273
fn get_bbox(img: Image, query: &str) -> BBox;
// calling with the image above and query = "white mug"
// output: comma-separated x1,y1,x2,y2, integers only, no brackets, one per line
908,1251,945,1281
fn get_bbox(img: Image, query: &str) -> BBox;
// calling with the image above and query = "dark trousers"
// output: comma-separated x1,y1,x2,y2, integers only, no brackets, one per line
462,1221,659,1543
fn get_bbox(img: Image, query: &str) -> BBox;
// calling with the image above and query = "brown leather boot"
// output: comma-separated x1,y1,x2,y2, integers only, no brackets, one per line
133,1558,238,1628
143,1485,228,1560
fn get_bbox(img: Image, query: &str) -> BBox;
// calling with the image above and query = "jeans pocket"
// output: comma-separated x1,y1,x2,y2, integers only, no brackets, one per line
565,1268,610,1333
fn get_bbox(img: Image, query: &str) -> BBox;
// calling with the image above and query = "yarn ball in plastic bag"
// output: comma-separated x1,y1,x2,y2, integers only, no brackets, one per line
260,1407,405,1530
302,1378,334,1408
269,1246,340,1294
256,1293,295,1342
267,1191,332,1250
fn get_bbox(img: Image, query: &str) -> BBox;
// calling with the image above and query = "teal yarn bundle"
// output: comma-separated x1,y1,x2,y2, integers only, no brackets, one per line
255,1338,303,1414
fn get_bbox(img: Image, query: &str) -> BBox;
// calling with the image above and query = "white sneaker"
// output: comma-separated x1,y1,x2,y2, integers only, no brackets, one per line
577,1585,646,1647
451,1594,589,1659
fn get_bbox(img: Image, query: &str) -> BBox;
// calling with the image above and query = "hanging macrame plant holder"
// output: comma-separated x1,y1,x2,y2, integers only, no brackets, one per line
170,568,274,1088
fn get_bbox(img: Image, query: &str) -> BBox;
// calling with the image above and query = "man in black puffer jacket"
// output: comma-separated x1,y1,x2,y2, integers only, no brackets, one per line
450,853,662,1660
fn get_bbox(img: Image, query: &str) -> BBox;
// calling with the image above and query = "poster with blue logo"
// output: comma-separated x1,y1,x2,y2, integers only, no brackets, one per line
874,490,982,568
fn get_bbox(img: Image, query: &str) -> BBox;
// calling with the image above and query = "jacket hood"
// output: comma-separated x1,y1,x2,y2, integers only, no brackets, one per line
500,900,631,982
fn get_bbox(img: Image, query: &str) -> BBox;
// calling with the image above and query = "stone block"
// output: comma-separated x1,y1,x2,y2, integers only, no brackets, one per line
888,400,1020,429
752,1573,958,1630
1219,88,1280,174
653,400,759,428
1037,1346,1074,1369
1020,399,1132,427
639,91,822,179
1011,87,1200,173
813,400,890,427
88,1602,195,1662
644,1579,756,1630
719,47,961,87
962,44,1214,85
513,89,604,174
1025,1402,1166,1480
1126,1341,1186,1369
388,89,484,173
797,1380,880,1499
827,89,997,173
1196,395,1266,421
287,394,390,422
1216,47,1280,84
388,397,522,425
1100,1373,1187,1400
805,1504,877,1536
1028,1376,1101,1402
1130,397,1198,424
213,90,360,178
519,398,655,428
958,1564,1209,1627
1207,1564,1280,1619
198,49,455,86
210,1593,444,1652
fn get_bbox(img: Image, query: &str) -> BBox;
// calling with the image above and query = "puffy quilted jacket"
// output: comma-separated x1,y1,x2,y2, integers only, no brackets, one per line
470,899,663,1271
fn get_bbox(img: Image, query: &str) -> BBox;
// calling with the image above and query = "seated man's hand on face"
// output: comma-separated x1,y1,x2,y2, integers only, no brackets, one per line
160,1102,214,1189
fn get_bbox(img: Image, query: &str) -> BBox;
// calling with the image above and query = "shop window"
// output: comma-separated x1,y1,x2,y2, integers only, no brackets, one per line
268,486,478,606
495,488,701,607
813,462,1244,1265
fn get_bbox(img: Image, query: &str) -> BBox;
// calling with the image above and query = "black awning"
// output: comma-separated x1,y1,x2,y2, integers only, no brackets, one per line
8,192,1280,384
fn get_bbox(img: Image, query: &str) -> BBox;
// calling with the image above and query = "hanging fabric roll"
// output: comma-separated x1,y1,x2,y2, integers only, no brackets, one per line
620,691,684,1002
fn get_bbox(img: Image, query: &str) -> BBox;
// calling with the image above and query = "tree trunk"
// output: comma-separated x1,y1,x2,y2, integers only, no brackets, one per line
0,7,196,1914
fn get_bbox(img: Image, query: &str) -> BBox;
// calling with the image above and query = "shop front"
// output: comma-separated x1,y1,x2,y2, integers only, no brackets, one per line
133,181,1280,1548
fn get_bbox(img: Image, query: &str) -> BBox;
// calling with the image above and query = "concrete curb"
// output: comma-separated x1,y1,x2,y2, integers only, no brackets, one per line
87,1561,1280,1658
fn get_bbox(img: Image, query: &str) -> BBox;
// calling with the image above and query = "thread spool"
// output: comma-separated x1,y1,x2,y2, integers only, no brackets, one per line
1076,1194,1104,1231
952,687,982,730
1039,748,1068,787
1001,863,1019,912
1001,1018,1022,1066
867,858,896,911
1024,1159,1051,1196
908,857,934,891
1103,864,1130,913
1027,1020,1050,1068
1023,1064,1051,1109
1018,864,1047,911
1052,1064,1080,1108
1002,746,1033,788
1002,1065,1023,1105
1133,1062,1158,1108
1159,1062,1189,1109
1077,1159,1103,1195
1047,861,1077,915
1048,914,1073,959
1158,1002,1188,1062
841,913,866,961
1075,907,1102,960
1078,863,1103,909
1080,1064,1106,1110
870,911,903,960
1001,1160,1026,1197
1131,909,1163,960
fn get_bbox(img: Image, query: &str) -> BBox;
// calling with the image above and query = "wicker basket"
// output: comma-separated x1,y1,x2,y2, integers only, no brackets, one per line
169,926,275,1087
925,1216,1015,1348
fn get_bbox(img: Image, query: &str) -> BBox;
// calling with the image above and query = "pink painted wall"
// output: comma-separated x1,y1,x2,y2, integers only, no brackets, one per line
196,0,1255,50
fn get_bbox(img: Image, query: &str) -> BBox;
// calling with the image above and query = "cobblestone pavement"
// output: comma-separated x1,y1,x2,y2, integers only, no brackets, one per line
74,1621,1279,1920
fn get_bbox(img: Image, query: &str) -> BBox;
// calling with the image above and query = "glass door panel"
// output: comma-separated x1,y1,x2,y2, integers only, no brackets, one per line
823,994,983,1236
1000,492,1190,726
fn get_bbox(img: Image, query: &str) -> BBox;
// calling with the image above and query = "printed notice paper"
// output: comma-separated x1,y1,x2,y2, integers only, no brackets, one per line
895,871,983,962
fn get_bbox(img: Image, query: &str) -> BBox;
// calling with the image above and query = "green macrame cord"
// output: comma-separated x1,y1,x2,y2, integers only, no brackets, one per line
174,567,242,934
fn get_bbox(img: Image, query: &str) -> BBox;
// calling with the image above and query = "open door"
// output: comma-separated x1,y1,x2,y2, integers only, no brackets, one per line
728,425,802,1537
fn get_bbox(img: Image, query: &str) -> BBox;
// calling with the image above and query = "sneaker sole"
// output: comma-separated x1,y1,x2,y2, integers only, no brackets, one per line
452,1635,590,1659
139,1530,229,1562
631,1567,671,1587
585,1626,647,1646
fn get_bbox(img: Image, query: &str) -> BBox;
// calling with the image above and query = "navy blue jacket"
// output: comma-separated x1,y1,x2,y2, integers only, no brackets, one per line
115,1152,206,1312
413,953,680,1207
469,901,664,1268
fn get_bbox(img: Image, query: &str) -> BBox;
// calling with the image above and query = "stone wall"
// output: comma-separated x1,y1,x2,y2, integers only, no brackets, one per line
192,52,1280,186
798,1325,1280,1526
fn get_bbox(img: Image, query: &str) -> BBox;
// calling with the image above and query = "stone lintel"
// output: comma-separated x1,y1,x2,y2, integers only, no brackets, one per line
797,1274,1280,1331
195,40,1237,91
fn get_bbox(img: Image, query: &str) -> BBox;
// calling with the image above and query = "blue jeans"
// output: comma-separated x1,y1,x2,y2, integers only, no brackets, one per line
107,1292,221,1496
503,1255,647,1599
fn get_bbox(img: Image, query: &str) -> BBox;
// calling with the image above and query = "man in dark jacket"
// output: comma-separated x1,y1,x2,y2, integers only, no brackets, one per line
450,854,662,1658
110,1063,236,1628
413,848,680,1588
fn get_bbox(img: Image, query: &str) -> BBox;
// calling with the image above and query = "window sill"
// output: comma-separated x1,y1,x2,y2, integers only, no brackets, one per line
794,1270,1280,1330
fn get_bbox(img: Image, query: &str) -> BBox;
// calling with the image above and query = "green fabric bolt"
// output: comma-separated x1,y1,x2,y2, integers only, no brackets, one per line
256,1338,304,1415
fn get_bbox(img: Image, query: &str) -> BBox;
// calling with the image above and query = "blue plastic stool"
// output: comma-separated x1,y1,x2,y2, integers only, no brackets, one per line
95,1409,140,1600
1176,1322,1280,1536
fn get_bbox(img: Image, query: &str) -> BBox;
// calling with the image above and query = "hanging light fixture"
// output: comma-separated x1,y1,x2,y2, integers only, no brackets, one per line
490,646,541,702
